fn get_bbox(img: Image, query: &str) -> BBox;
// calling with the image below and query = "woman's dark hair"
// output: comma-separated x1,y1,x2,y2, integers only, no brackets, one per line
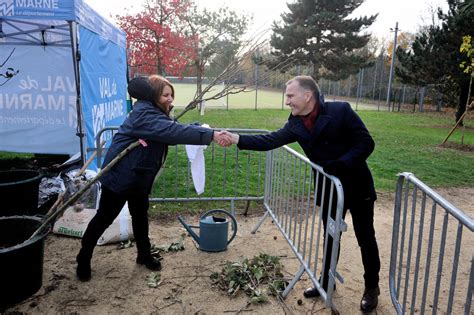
127,76,154,101
149,75,175,114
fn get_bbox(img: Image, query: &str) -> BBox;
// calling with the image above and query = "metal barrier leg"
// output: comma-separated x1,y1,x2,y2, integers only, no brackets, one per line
465,256,473,314
282,265,306,298
230,199,235,217
251,210,269,234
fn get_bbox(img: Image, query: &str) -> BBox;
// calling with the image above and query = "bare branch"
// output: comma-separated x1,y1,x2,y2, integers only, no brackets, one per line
174,38,268,120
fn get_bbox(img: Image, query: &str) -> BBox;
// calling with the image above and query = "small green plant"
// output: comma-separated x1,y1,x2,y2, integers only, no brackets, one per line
116,239,134,250
151,235,186,253
460,35,474,76
146,272,162,288
210,253,288,304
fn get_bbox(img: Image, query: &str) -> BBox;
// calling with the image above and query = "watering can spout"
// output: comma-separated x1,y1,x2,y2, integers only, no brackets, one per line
177,216,200,243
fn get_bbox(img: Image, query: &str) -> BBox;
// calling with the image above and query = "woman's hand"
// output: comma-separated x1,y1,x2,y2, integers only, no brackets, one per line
213,131,236,147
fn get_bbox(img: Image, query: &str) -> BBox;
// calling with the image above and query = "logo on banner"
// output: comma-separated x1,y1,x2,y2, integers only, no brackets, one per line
0,0,14,16
92,77,124,139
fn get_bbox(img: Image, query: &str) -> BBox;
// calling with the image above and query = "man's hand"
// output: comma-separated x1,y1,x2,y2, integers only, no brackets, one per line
213,130,239,147
224,130,239,144
213,131,233,147
319,160,346,177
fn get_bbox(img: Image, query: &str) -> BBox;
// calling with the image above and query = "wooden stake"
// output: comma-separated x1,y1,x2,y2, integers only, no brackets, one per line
442,100,473,144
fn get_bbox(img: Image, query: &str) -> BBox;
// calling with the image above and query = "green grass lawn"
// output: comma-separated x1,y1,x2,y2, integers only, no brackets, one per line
177,109,474,192
2,108,472,196
3,83,471,215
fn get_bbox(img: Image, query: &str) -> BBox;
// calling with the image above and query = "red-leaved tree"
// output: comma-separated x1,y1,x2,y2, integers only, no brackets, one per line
116,0,197,77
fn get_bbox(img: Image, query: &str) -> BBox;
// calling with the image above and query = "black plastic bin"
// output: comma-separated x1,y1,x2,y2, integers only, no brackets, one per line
0,216,50,311
0,170,43,216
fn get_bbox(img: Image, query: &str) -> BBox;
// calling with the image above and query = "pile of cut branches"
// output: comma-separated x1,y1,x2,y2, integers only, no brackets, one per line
210,253,288,304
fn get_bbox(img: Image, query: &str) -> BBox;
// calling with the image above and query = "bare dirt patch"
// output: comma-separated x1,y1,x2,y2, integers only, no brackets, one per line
439,141,474,153
5,187,473,315
430,124,474,130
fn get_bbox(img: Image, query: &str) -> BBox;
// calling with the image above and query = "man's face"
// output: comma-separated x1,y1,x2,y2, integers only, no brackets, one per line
285,81,313,116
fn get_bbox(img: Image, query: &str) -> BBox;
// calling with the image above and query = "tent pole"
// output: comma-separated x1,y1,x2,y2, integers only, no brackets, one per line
68,21,86,166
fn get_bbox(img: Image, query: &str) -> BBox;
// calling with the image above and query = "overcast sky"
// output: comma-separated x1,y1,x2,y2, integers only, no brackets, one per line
85,0,449,39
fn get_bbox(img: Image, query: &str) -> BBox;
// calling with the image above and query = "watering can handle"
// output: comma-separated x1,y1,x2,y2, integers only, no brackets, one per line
200,209,238,245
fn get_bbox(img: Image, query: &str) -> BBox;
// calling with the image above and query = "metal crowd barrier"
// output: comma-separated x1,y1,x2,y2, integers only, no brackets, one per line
94,127,346,309
252,145,346,310
150,128,268,210
95,127,268,211
95,126,119,166
390,172,473,315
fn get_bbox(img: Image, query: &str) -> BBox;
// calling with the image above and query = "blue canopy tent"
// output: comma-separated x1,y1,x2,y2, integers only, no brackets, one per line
0,0,129,168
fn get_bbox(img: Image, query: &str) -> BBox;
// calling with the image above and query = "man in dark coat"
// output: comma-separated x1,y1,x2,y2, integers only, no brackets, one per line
224,75,380,313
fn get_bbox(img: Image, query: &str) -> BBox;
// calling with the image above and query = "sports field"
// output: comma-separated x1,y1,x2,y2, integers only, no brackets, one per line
172,83,283,109
172,83,378,110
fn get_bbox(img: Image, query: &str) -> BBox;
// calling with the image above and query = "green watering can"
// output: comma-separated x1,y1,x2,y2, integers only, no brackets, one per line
178,209,237,252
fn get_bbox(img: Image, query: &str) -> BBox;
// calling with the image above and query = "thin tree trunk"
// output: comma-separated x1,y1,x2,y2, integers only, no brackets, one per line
455,77,471,125
195,60,203,110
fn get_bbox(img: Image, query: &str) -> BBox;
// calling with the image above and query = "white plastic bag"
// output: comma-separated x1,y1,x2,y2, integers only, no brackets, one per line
52,202,134,246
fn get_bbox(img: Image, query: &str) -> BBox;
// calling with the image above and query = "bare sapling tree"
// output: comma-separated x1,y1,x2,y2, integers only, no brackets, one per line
174,36,264,120
442,35,474,145
174,29,297,120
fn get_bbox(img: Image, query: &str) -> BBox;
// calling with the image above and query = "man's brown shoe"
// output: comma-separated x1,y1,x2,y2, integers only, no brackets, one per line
360,286,380,313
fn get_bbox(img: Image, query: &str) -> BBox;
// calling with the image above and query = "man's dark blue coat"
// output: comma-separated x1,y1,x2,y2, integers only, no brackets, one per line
237,101,376,207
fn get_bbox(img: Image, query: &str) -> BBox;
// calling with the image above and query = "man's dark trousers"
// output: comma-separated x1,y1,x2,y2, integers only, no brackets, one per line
320,197,380,290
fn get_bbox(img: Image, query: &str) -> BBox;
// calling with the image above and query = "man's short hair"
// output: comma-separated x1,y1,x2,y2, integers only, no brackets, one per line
287,75,321,103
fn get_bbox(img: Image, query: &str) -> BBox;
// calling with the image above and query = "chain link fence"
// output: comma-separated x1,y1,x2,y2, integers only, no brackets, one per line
129,51,450,112
239,56,447,112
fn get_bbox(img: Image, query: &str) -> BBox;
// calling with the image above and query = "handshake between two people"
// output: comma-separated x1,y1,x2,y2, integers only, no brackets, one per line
212,130,239,147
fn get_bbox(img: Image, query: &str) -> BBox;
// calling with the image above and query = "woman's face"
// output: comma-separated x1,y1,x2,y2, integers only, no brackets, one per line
159,85,174,112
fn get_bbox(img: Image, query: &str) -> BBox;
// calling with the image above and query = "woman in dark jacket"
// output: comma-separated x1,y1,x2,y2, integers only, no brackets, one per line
76,75,225,281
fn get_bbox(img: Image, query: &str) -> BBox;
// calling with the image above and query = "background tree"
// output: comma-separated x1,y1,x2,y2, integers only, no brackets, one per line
386,32,414,66
205,39,241,78
395,27,440,88
395,0,474,122
183,6,250,97
116,0,195,76
269,0,377,81
442,34,474,144
459,0,474,15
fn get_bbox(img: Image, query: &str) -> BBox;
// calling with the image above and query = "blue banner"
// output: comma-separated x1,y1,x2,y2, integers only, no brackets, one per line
79,25,128,169
0,44,78,154
75,0,126,48
0,0,75,20
0,0,126,48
